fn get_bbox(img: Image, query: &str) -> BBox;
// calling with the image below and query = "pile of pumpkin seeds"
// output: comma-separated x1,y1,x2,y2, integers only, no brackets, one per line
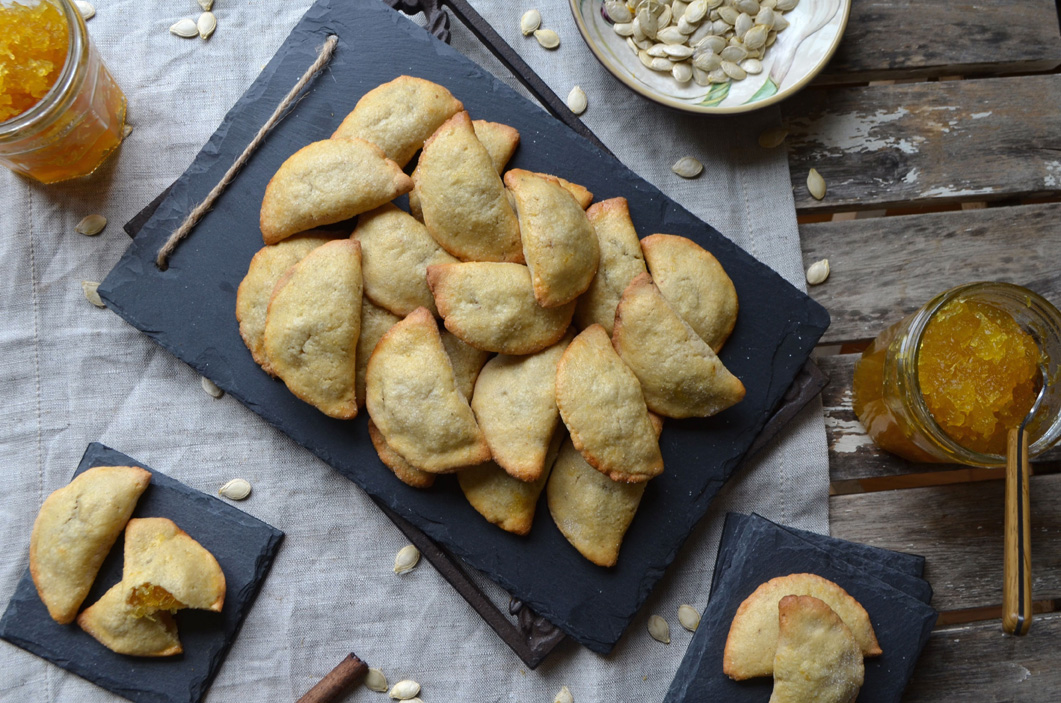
605,0,797,87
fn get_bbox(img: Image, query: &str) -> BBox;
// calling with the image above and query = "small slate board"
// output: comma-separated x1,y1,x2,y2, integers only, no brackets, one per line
0,443,284,703
98,0,829,653
666,513,937,703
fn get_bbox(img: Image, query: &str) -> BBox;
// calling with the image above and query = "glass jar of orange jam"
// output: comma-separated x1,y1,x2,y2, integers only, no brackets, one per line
852,282,1061,466
0,0,126,183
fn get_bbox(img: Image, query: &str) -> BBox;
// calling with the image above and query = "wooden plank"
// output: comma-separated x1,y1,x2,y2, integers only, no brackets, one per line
819,0,1061,84
783,75,1061,212
800,203,1061,345
818,354,1061,483
830,474,1061,612
903,612,1061,702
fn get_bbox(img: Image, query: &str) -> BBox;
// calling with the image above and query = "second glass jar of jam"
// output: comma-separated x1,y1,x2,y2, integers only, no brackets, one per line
852,282,1061,467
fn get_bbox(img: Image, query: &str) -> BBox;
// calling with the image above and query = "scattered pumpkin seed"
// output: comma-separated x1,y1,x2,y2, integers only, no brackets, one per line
566,86,588,115
197,11,216,39
394,544,420,574
365,668,388,692
122,124,134,139
520,9,541,36
671,155,703,178
678,604,700,631
806,258,830,285
198,0,213,10
807,168,827,200
74,1,94,20
554,685,574,703
218,478,252,500
81,281,105,308
534,28,560,49
75,214,107,236
757,126,788,148
201,376,225,398
388,680,420,700
170,19,199,38
648,614,671,643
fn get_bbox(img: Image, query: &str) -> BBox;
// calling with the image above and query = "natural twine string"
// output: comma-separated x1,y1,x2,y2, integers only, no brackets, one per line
155,34,340,270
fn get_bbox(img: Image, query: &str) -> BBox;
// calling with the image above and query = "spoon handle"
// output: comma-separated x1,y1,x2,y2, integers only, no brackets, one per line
1003,427,1033,635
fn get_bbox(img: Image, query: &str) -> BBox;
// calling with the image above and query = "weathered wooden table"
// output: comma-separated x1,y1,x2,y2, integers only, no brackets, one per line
782,1,1061,698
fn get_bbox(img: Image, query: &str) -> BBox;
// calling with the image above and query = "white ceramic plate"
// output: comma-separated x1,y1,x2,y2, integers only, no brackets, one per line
570,0,850,114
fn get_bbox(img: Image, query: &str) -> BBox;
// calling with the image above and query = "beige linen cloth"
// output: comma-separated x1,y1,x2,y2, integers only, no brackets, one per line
0,1,828,699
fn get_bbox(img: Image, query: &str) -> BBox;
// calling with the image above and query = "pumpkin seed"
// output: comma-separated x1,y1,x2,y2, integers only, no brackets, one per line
637,7,658,38
554,686,574,703
734,12,753,38
735,0,760,14
697,34,726,53
707,66,729,83
657,25,686,44
388,680,421,700
658,5,672,28
122,124,133,138
521,9,541,36
663,43,693,58
678,604,701,631
605,1,633,23
365,668,388,693
648,43,671,57
707,0,723,7
170,18,199,38
198,0,213,10
692,66,711,85
394,544,420,574
806,258,830,285
772,14,789,30
717,6,739,24
638,49,655,68
626,36,639,54
82,281,105,308
75,214,107,236
534,28,560,49
692,51,721,71
807,168,827,200
744,24,768,49
721,59,746,80
648,614,671,643
566,86,588,115
757,126,789,148
613,21,635,36
741,58,763,74
754,7,775,28
684,0,709,23
671,156,703,178
719,45,747,62
676,16,698,34
649,56,674,71
75,1,94,20
218,478,252,500
775,0,798,10
671,61,693,82
197,12,216,39
201,376,224,398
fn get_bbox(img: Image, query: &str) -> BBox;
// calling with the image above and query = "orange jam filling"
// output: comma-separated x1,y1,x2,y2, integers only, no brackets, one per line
128,583,185,617
0,0,70,123
917,298,1041,455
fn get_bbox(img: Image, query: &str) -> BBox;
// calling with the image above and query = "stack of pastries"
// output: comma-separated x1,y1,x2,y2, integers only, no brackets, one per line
237,76,745,567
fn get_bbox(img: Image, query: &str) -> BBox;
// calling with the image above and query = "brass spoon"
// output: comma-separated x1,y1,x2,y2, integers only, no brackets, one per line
1003,375,1047,635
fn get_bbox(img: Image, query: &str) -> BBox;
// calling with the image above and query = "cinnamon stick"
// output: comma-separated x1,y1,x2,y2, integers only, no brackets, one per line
295,652,369,703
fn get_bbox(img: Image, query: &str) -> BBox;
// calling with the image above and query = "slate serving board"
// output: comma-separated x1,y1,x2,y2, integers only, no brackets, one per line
98,0,830,653
665,513,937,703
0,443,284,703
